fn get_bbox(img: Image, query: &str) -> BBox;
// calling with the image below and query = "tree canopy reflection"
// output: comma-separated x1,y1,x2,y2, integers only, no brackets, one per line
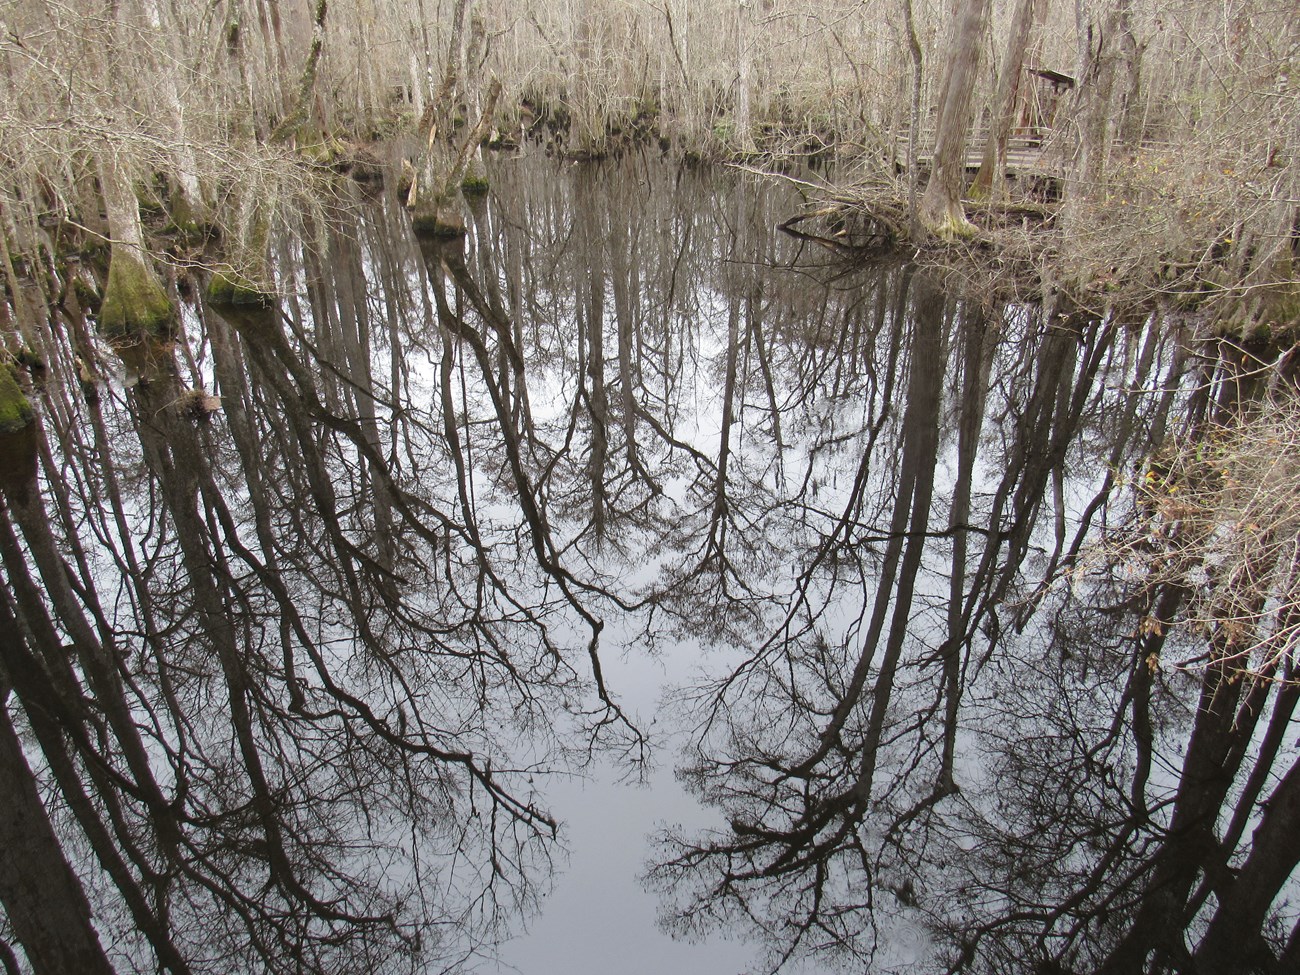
2,152,1297,974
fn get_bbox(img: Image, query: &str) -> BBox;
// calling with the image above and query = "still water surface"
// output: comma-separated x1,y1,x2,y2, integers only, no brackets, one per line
7,149,1292,974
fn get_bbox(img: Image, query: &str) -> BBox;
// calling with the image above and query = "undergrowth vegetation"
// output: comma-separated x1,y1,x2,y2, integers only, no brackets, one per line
0,0,1293,330
0,1,1295,465
1112,368,1300,679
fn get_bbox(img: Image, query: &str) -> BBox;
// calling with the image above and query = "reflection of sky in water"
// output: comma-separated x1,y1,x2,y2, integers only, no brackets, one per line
497,647,765,975
494,307,773,972
477,157,944,973
450,149,1215,972
491,159,845,972
270,152,1194,973
20,140,1289,975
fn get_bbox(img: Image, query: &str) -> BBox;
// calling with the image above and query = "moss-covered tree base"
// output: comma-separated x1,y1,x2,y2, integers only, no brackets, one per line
411,200,467,239
298,135,350,169
924,209,978,243
966,175,997,203
461,158,490,195
206,270,276,310
0,367,37,496
0,367,34,435
165,189,209,241
99,251,177,342
346,147,385,184
14,346,45,374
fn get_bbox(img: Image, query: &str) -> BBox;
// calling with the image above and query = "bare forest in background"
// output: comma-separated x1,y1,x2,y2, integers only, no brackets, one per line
2,3,1300,975
0,0,1296,323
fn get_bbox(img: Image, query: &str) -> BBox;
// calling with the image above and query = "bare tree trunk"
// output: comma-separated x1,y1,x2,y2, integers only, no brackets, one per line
268,0,328,144
409,79,501,237
255,0,289,106
734,0,754,152
0,662,117,975
900,0,923,236
970,0,1041,199
1073,0,1091,80
1063,0,1136,222
408,0,482,234
460,9,490,188
919,0,991,238
142,0,207,227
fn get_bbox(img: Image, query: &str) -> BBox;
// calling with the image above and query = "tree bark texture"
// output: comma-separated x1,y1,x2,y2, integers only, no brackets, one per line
970,0,1040,199
919,0,991,237
0,692,117,975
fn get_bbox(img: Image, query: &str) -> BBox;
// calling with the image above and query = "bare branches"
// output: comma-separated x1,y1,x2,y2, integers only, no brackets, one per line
1104,354,1300,679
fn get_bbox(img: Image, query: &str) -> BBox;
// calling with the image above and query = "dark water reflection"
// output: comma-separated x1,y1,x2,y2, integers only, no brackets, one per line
3,150,1296,974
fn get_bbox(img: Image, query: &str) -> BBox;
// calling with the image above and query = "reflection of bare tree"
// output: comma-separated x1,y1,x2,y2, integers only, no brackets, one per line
293,159,1300,975
644,255,1208,972
647,269,949,969
951,480,1300,975
577,171,610,543
417,227,648,760
0,167,665,969
6,150,1298,974
640,250,1300,974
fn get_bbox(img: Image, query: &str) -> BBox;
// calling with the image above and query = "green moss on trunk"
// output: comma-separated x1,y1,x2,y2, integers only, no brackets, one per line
461,158,490,195
166,188,207,240
411,197,467,238
0,364,38,497
0,367,34,434
14,347,45,373
926,209,978,242
99,251,176,342
206,270,275,309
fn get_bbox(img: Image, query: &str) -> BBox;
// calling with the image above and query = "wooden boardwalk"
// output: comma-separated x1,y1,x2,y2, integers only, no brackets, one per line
893,127,1059,178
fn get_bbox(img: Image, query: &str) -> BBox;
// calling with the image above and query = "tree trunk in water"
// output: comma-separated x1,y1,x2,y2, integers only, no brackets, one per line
409,80,501,238
460,9,490,188
0,698,117,975
96,155,176,343
1193,754,1300,974
409,0,494,236
919,0,991,238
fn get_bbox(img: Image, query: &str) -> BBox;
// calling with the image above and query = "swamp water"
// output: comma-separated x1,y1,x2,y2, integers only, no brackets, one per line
5,150,1284,974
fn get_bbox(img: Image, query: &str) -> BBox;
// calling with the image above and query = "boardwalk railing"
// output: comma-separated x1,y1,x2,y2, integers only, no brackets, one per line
893,126,1059,178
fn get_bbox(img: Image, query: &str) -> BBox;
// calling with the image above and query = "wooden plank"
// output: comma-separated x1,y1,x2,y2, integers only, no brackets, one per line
892,127,1055,178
